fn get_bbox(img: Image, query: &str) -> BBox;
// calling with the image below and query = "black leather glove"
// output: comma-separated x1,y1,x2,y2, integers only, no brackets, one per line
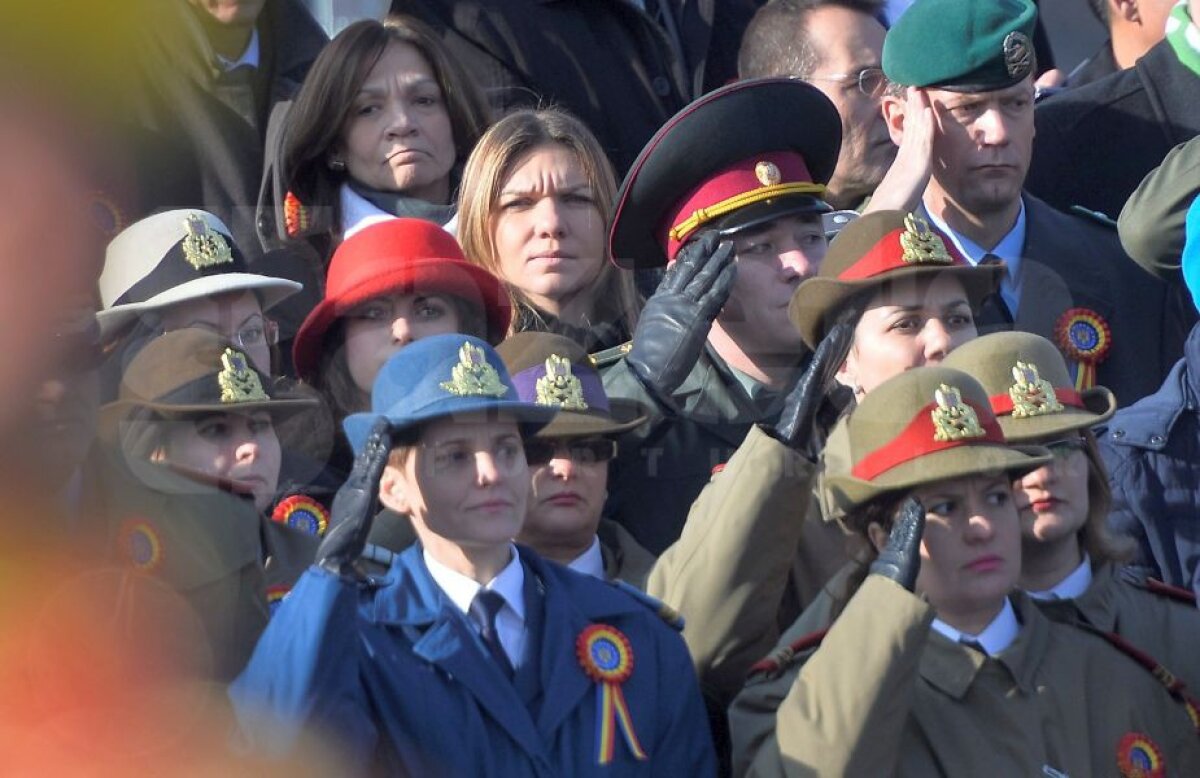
317,419,393,579
770,308,859,460
627,231,736,399
869,497,925,592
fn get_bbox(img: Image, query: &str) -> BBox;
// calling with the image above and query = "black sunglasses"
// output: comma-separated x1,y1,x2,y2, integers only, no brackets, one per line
524,437,617,466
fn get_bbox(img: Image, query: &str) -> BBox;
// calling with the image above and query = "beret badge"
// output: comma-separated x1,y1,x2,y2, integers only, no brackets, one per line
1003,31,1033,80
932,384,986,442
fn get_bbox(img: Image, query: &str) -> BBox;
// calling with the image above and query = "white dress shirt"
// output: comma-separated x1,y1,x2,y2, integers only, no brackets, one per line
1026,554,1094,601
425,546,527,668
930,598,1020,656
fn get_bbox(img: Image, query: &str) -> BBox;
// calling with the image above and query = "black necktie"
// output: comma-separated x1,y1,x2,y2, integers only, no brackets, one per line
213,64,259,129
470,589,514,679
976,253,1014,330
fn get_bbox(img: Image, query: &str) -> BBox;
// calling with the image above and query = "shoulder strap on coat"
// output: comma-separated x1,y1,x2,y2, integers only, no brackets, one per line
609,579,684,631
1119,567,1198,605
746,628,830,681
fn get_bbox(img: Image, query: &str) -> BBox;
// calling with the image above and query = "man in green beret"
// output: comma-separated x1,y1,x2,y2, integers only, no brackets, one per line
868,0,1187,407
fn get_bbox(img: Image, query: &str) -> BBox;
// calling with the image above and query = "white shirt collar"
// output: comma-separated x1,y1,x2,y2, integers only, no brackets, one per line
423,544,526,622
216,28,260,71
566,536,606,580
1026,554,1094,601
338,184,460,239
923,199,1026,315
930,598,1020,656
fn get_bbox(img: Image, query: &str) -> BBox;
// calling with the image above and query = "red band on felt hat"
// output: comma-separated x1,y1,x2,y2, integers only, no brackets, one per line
990,387,1085,416
662,151,819,260
851,399,1006,481
837,227,971,281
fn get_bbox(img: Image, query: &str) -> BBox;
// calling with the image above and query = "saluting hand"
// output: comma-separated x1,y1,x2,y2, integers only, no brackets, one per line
869,497,926,592
317,419,393,579
627,231,736,399
863,86,936,216
770,306,859,460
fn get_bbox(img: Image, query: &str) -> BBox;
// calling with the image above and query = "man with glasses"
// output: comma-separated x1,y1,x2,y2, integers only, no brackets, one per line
738,0,892,212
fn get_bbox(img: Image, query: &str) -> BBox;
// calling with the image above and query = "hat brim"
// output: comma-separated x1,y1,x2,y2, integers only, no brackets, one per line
609,78,841,270
998,386,1118,443
715,195,833,238
98,395,319,444
534,398,648,438
343,398,557,455
98,274,302,337
824,442,1051,514
790,263,1005,349
292,259,510,381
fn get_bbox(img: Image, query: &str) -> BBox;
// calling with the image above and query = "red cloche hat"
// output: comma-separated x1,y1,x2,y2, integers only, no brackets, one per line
292,219,510,381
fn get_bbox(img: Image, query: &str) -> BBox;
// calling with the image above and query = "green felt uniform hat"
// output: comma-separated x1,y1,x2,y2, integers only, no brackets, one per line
882,0,1037,91
822,366,1051,514
942,331,1117,443
102,328,317,427
496,332,647,437
788,210,1003,348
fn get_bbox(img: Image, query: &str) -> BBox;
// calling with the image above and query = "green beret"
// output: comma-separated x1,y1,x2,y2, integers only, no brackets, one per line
882,0,1037,91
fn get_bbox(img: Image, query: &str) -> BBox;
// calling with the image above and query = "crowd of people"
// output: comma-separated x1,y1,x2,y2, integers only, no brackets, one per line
6,0,1200,774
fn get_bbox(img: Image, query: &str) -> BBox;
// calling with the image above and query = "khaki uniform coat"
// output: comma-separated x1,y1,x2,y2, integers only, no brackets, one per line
731,576,1200,777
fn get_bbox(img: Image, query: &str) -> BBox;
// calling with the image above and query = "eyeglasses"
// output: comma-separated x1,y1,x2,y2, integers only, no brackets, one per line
162,317,280,350
1045,436,1087,461
524,437,618,466
808,67,888,98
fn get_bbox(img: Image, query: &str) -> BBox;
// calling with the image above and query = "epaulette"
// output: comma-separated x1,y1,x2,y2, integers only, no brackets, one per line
589,342,633,369
1069,205,1118,230
746,628,829,681
1074,622,1200,735
610,579,684,631
1118,566,1198,605
359,542,395,570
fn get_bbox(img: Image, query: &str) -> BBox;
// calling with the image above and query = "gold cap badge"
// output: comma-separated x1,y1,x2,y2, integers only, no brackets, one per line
182,214,234,271
931,384,985,441
900,213,953,265
1008,361,1064,418
440,342,508,397
755,161,781,187
536,354,588,410
218,348,269,403
1003,31,1033,80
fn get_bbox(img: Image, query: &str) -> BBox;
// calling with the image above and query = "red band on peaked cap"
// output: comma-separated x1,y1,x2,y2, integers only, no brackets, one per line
989,387,1085,416
661,151,815,261
837,227,971,281
851,399,1006,481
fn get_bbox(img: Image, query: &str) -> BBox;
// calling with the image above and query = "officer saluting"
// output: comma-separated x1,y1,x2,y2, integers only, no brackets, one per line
600,78,842,554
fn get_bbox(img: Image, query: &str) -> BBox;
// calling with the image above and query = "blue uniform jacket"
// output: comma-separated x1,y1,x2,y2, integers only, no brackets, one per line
230,545,716,776
1100,322,1200,599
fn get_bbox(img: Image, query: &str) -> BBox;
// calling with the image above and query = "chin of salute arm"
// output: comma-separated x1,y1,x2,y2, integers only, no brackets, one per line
730,575,933,776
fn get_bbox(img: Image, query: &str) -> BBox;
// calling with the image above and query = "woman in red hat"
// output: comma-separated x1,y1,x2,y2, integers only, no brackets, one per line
456,109,642,352
262,16,490,257
293,218,510,473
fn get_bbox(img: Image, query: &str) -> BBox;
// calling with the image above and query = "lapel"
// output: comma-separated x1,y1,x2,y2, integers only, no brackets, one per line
373,548,546,758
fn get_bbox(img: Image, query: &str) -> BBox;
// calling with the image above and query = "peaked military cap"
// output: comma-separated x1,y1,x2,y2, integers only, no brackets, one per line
343,333,557,454
609,78,841,269
822,366,1050,513
882,0,1038,91
943,332,1117,443
496,332,647,437
789,210,1002,348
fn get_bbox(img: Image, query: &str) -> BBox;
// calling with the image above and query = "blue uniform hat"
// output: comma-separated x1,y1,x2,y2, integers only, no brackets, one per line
1183,196,1200,314
343,334,558,454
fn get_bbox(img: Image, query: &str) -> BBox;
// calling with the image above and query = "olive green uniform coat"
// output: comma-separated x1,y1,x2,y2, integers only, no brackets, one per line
731,576,1200,777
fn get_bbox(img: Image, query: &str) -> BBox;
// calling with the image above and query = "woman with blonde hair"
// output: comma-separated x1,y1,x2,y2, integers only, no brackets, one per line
457,108,641,351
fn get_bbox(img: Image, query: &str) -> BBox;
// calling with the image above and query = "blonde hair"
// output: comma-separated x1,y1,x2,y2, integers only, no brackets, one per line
456,109,641,338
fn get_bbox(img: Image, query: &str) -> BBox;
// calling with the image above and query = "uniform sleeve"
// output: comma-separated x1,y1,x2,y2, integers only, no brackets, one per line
646,426,817,706
1099,442,1163,578
650,626,720,776
229,567,378,770
1118,136,1200,283
730,576,933,777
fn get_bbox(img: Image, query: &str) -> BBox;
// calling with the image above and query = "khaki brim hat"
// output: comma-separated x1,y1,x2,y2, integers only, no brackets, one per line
821,365,1051,516
789,210,1003,348
496,332,648,438
942,331,1117,443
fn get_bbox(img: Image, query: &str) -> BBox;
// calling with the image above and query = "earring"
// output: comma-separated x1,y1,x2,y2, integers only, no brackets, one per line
328,157,346,172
